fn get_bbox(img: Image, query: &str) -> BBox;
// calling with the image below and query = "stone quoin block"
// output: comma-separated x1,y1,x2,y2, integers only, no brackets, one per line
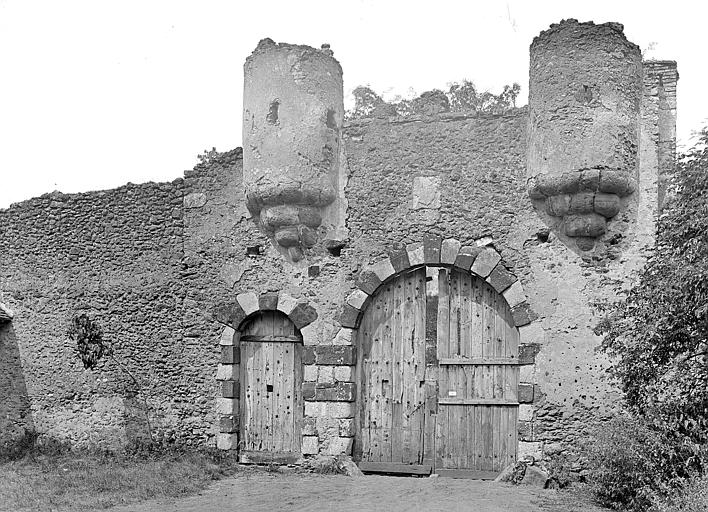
302,436,319,455
276,292,298,316
423,234,442,264
302,417,317,436
289,302,318,329
518,404,534,422
470,247,501,278
346,289,369,310
512,302,538,327
219,326,236,346
518,441,543,462
370,258,396,283
221,346,239,365
216,398,238,415
302,382,355,402
216,364,237,381
406,241,425,267
356,269,382,296
388,246,411,273
454,245,482,270
324,437,354,456
300,321,321,346
216,433,238,450
317,365,335,384
334,366,354,382
519,343,541,365
440,238,461,265
258,292,279,311
221,380,240,399
502,281,526,309
304,364,318,381
220,415,238,433
519,364,535,383
486,264,518,293
519,383,534,403
339,304,360,329
236,292,259,315
339,418,355,437
518,420,534,441
303,346,356,366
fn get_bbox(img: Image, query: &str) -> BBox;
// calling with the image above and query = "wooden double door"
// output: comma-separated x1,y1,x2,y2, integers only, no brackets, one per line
355,267,519,477
239,311,303,464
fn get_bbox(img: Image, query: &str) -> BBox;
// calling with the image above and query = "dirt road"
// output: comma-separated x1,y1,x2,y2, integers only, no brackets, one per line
112,472,605,512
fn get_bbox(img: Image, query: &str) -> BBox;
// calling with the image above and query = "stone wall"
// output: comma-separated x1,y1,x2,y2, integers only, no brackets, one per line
0,182,190,448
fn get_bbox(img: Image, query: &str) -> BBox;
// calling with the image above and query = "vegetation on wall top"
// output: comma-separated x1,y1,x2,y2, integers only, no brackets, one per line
346,80,521,120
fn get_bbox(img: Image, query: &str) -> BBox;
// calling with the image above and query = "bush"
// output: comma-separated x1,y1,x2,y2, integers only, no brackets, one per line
584,414,685,511
653,473,708,512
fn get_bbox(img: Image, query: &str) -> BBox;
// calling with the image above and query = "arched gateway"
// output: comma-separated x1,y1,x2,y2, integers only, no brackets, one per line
355,265,519,478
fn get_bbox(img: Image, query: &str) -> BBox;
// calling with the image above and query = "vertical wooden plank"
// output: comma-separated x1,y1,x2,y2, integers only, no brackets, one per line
437,269,450,360
470,277,484,359
449,271,461,357
414,267,427,463
493,406,501,471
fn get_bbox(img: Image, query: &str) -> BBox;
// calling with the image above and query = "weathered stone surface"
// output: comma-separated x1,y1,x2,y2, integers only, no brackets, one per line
216,364,237,381
221,346,239,364
304,346,356,366
219,326,236,346
220,415,238,433
518,404,534,422
470,248,501,278
423,234,442,264
302,436,319,455
258,292,278,311
302,417,317,436
518,383,534,403
406,242,425,266
289,302,318,329
324,436,353,456
388,246,411,273
346,289,369,310
370,258,395,283
356,269,382,296
518,441,543,462
216,433,238,450
216,398,238,415
332,328,354,346
213,302,246,328
276,292,298,316
221,380,239,398
521,465,549,488
303,382,356,402
502,281,526,309
334,366,354,382
183,192,207,208
440,238,461,265
512,302,538,327
486,264,518,293
454,245,481,270
519,343,541,365
411,176,441,210
339,305,360,329
236,292,259,315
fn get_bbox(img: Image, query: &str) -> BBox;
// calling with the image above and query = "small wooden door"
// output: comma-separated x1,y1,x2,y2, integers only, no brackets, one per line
435,268,519,477
356,266,519,477
240,311,303,464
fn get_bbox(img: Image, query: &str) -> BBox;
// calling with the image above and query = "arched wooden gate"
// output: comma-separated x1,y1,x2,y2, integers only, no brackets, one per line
355,266,519,477
239,311,303,464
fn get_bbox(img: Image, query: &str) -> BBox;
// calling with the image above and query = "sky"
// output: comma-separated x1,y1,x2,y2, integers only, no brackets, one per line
1,0,706,208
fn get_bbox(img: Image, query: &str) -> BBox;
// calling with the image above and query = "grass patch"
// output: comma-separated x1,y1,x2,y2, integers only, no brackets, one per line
0,433,247,511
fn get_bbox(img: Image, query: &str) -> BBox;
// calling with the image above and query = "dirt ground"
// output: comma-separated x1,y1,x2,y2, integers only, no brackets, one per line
112,472,607,512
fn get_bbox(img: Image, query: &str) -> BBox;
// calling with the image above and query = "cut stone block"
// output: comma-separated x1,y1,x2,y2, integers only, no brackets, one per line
236,292,259,315
486,264,517,293
423,234,442,264
258,292,279,311
440,238,461,265
454,245,482,270
519,404,534,422
216,398,238,415
370,258,395,283
277,292,298,316
470,248,501,278
216,364,237,381
324,437,353,456
406,242,425,266
302,436,319,455
346,289,369,310
216,433,238,450
502,281,526,309
219,326,236,346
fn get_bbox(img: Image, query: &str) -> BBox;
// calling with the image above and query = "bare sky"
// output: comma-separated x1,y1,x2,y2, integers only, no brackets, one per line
1,0,705,208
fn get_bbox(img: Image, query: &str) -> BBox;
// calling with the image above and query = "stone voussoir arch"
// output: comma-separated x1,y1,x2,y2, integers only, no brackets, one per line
338,235,540,363
213,291,319,334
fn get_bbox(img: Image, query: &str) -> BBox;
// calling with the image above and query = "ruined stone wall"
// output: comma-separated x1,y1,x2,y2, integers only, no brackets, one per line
0,182,191,448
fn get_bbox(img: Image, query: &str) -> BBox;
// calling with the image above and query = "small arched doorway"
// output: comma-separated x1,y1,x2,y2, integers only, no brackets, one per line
240,310,303,463
355,266,519,477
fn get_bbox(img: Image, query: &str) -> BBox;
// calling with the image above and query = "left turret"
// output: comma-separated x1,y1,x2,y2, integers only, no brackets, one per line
243,39,344,262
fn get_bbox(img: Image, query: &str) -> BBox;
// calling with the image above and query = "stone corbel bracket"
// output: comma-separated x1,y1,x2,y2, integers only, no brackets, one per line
0,302,14,324
528,169,636,251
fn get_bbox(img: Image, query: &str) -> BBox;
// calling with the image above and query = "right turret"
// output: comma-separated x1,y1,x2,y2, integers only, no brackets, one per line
527,19,643,252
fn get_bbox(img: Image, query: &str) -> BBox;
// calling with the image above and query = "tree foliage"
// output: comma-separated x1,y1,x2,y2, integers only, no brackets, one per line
596,128,708,474
348,80,520,120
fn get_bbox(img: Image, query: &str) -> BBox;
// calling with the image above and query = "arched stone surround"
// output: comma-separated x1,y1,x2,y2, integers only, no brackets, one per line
212,291,318,451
